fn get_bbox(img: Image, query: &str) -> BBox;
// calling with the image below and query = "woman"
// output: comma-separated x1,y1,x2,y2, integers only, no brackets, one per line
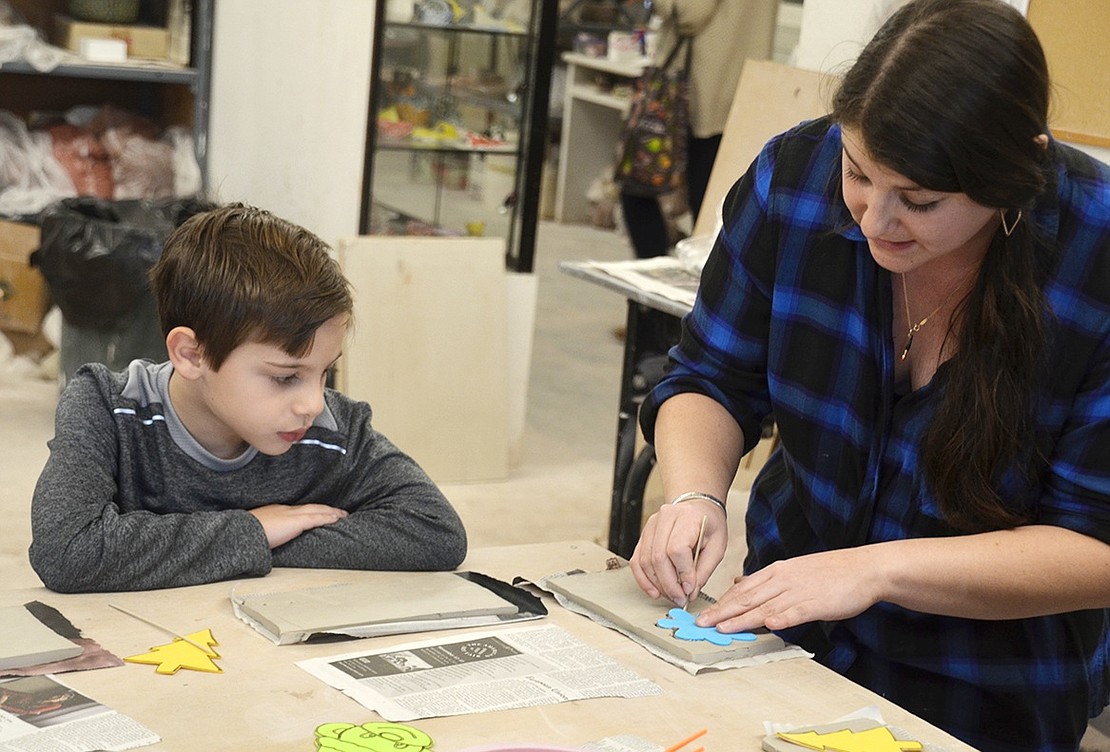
629,1,1110,749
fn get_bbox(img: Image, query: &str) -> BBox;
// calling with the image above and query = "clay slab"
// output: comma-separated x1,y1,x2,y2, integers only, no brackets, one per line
546,567,785,664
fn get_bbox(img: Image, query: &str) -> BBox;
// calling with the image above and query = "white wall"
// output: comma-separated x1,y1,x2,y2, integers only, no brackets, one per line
794,0,1028,75
793,0,909,74
793,0,1110,164
207,0,375,248
1076,143,1110,164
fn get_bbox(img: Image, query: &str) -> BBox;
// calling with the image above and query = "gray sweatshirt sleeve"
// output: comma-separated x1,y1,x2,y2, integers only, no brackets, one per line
29,369,274,593
268,393,467,571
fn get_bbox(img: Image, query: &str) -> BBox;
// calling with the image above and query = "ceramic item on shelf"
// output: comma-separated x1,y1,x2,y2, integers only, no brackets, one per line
386,0,416,23
415,0,454,25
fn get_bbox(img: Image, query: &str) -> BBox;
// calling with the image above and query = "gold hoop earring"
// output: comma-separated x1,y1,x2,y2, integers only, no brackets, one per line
1000,208,1022,238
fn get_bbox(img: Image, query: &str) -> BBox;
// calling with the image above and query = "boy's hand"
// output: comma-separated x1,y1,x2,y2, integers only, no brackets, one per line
249,504,349,549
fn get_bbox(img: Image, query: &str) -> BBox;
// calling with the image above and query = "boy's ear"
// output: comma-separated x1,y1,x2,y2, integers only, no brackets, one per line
165,326,205,379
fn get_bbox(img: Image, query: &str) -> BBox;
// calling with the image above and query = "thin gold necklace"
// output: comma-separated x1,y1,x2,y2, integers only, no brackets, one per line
899,270,974,361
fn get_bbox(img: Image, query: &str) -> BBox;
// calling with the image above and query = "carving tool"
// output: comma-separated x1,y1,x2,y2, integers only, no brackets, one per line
682,514,709,611
109,603,213,654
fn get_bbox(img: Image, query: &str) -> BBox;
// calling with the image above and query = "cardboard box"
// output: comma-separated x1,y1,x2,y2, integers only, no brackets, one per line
0,220,49,336
54,14,170,61
79,36,128,63
2,329,54,361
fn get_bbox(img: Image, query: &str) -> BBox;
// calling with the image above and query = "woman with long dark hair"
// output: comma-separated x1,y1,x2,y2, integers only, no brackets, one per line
630,1,1110,749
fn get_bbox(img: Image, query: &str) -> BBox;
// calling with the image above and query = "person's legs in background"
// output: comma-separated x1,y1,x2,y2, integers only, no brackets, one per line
686,131,722,225
619,191,671,259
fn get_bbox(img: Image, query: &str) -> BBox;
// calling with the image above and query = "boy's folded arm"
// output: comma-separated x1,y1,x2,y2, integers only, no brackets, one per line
30,446,273,593
268,410,468,572
270,487,468,571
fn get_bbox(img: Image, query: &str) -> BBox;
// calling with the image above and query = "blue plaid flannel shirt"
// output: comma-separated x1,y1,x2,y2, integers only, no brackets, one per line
641,117,1110,752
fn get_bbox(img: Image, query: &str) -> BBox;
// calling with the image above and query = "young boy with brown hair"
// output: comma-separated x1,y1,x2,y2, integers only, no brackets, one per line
30,204,467,592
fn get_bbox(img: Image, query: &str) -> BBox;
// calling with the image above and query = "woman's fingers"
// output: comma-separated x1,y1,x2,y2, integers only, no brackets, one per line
631,501,728,605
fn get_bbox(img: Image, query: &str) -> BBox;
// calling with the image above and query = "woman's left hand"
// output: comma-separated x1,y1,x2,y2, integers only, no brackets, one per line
696,546,884,633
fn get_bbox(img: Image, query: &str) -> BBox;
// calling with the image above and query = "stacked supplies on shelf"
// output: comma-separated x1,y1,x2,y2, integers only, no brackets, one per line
0,105,201,217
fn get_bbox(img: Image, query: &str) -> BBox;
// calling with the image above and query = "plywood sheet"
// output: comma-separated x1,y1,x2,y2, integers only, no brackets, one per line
546,566,785,664
505,271,538,463
694,60,831,238
338,236,509,482
1028,0,1110,147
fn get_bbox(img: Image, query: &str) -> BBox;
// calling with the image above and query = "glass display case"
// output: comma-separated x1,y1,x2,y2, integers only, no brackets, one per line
359,0,557,272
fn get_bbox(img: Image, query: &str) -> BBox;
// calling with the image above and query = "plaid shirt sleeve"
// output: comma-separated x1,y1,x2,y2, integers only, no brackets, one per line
640,119,859,453
1035,145,1110,541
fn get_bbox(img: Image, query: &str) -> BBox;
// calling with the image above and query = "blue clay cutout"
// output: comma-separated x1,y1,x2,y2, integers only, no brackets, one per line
656,608,757,646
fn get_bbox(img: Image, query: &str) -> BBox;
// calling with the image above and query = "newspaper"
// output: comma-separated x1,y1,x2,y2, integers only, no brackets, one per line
296,624,663,721
581,258,701,308
0,675,158,751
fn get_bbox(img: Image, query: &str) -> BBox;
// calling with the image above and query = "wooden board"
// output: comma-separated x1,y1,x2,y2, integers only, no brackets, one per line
1028,0,1110,148
693,60,831,238
337,236,509,482
546,566,785,664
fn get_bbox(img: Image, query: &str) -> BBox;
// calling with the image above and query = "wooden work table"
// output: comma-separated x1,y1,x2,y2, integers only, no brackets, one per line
0,541,975,751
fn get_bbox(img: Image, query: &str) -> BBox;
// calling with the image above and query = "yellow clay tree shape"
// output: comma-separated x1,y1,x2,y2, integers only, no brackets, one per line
777,726,923,752
123,629,222,674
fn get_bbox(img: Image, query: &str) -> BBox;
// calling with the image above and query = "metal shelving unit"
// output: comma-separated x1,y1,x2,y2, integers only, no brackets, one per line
0,0,213,187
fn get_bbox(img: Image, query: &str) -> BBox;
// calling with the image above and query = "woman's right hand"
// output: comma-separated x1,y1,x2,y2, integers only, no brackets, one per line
630,498,728,606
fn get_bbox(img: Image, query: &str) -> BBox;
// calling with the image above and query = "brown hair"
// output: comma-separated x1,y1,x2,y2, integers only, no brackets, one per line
149,204,353,371
831,0,1053,530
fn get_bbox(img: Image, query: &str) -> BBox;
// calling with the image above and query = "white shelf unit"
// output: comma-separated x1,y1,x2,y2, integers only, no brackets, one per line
553,0,803,227
554,51,648,224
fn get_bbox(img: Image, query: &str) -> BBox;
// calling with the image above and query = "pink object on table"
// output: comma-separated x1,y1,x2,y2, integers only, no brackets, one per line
455,746,586,752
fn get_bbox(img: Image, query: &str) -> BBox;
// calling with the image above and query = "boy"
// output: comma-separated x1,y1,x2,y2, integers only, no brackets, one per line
29,204,467,592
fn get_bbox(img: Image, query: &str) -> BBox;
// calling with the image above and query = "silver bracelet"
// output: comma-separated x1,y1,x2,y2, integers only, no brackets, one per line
669,491,726,515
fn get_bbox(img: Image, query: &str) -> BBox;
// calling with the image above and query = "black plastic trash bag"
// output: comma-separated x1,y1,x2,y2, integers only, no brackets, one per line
31,196,215,331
